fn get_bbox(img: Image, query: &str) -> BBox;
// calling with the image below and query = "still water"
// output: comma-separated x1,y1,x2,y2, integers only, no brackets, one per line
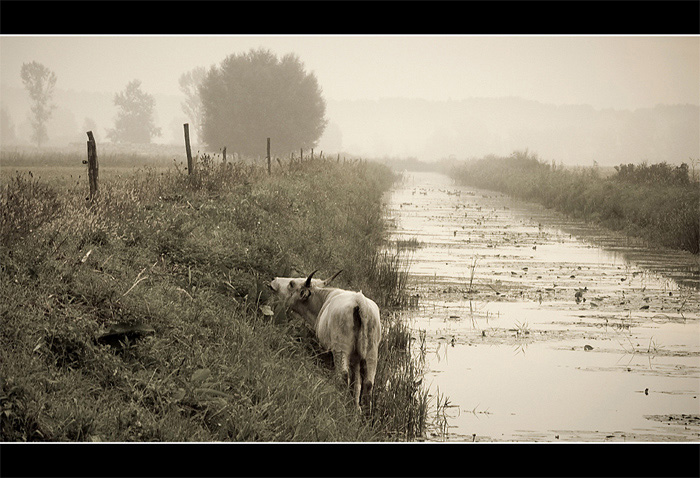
386,172,700,442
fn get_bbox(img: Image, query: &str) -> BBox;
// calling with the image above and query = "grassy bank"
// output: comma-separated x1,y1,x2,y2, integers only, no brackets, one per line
1,154,427,441
449,151,699,254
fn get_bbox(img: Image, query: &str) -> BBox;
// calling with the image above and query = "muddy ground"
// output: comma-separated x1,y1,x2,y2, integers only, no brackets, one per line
386,172,700,442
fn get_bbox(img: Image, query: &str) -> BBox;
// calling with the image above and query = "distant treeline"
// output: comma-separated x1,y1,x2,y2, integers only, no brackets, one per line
449,151,699,254
377,156,442,172
613,161,693,186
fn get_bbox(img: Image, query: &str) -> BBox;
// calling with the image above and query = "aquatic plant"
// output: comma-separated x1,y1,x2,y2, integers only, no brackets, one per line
467,255,479,293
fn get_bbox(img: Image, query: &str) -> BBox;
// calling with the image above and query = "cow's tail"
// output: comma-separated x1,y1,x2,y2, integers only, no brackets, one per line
353,302,370,394
352,294,373,359
353,304,363,356
352,295,377,407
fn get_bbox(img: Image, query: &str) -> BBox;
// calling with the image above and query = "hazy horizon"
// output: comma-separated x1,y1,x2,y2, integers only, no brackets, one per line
1,35,698,163
2,35,698,107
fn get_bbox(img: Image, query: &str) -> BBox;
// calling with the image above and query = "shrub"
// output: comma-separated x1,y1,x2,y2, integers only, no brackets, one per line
450,152,699,254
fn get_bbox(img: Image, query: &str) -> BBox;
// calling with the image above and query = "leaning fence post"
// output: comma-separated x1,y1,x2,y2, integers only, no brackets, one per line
267,138,271,174
85,131,99,201
183,123,193,174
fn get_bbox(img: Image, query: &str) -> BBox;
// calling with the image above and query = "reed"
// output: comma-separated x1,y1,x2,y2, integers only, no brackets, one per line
371,314,429,440
449,151,699,254
394,237,423,250
364,245,413,308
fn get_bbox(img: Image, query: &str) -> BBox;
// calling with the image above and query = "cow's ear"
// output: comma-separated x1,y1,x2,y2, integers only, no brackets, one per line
300,288,311,301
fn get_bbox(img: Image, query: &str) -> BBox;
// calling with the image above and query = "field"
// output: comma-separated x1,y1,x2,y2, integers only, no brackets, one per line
447,151,700,254
0,149,428,442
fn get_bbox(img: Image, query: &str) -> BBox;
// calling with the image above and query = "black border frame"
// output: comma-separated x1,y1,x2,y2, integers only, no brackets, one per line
1,1,699,35
1,2,699,477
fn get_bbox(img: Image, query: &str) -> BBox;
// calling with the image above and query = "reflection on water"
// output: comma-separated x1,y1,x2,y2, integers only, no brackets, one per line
425,342,699,442
387,172,700,442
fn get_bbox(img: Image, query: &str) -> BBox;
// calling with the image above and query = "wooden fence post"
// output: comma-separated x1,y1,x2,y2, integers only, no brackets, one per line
300,148,303,161
86,131,98,201
222,146,227,164
183,123,193,174
267,138,271,174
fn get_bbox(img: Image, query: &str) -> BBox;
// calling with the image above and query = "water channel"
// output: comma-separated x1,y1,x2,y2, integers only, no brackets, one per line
385,171,700,442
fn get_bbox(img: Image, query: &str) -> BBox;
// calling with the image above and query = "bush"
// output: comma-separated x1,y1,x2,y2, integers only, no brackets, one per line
450,151,699,254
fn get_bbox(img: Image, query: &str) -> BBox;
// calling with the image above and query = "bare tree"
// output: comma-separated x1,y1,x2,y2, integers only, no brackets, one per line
20,61,57,147
178,66,206,143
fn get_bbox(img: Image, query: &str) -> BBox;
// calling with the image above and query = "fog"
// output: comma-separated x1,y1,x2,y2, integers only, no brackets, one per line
1,35,698,165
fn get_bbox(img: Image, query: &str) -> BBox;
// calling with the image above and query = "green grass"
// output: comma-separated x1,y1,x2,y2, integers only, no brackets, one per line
1,152,428,441
449,151,700,254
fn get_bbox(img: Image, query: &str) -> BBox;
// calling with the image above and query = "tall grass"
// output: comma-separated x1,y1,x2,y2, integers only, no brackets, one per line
371,313,429,440
365,246,413,308
449,151,699,254
0,152,427,441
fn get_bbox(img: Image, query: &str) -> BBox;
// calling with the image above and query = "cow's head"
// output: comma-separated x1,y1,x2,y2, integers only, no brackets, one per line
269,269,343,308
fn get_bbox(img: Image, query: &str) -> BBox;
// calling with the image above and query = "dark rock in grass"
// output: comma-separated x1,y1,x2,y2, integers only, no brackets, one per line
96,322,155,348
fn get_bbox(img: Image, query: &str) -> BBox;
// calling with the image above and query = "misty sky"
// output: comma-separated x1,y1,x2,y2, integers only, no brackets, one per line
1,35,698,110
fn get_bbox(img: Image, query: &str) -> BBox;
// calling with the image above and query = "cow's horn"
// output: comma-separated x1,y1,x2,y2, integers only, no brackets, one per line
324,269,343,286
305,270,318,287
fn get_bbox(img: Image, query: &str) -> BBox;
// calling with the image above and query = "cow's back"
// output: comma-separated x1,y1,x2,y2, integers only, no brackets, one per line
316,290,357,351
316,290,380,357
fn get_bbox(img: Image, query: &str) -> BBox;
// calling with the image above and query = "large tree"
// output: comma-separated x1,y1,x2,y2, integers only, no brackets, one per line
179,66,206,143
107,80,161,144
199,48,327,157
20,61,57,147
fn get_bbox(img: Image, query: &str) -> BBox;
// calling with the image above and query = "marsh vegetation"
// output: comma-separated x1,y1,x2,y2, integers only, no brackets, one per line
448,151,699,254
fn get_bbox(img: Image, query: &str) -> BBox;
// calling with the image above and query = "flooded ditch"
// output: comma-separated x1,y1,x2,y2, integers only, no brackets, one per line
385,171,700,442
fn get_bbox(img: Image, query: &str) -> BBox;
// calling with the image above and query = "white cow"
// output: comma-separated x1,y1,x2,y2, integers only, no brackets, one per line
269,270,381,411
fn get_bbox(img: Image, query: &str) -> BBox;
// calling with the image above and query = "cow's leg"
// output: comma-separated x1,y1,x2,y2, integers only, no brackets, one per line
351,359,362,411
361,356,378,411
332,350,350,387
